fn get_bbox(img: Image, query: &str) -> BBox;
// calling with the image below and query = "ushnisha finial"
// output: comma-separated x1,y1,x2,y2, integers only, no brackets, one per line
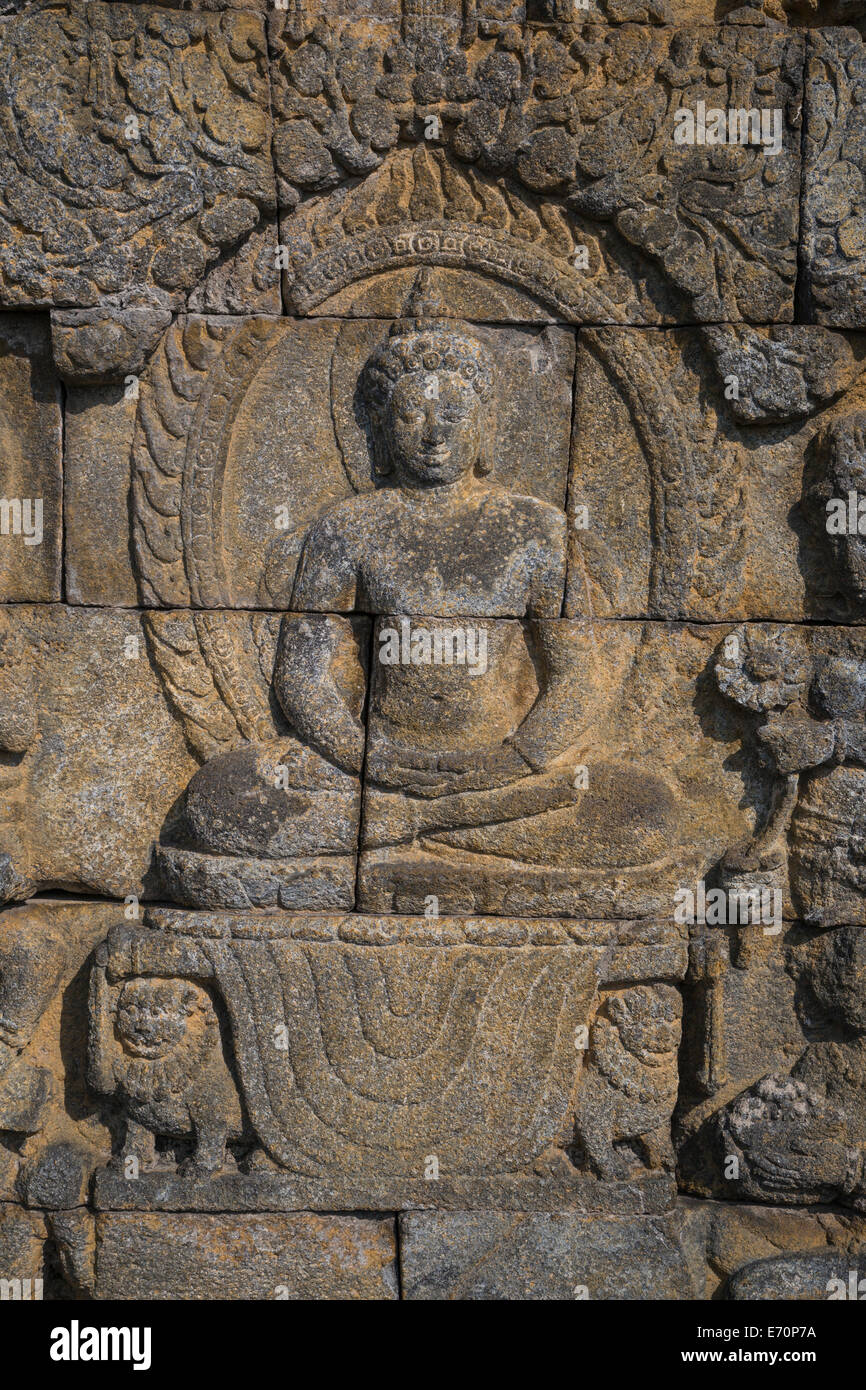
393,267,452,334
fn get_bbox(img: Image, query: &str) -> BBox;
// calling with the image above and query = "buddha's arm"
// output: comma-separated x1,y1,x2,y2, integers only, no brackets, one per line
508,621,586,770
526,504,567,618
273,615,365,776
289,509,359,613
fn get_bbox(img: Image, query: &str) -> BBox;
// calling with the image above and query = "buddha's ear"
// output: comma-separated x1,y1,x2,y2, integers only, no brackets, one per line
370,426,393,478
476,405,496,476
360,399,393,481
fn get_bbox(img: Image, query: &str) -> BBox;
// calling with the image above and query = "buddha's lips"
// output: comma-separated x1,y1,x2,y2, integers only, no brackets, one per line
417,451,454,474
123,1043,166,1059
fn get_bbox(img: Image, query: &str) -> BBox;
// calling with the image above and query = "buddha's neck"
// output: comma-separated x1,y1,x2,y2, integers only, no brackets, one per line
397,473,486,509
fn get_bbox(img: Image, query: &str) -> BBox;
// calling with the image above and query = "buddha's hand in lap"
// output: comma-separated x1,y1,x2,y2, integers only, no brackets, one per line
366,739,533,799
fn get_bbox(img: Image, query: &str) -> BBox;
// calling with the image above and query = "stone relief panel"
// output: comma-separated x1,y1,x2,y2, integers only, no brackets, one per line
151,608,369,910
359,618,760,918
3,0,866,1308
0,602,371,910
712,623,866,924
802,26,866,328
679,921,866,1215
85,909,687,1210
68,307,574,610
0,3,278,318
0,902,116,1220
270,16,804,325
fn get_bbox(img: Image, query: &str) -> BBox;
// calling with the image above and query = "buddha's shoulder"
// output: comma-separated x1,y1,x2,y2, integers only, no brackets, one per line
305,491,389,543
485,488,566,538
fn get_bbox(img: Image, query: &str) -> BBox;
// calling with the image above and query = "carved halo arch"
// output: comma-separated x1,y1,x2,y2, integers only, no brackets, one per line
133,200,695,757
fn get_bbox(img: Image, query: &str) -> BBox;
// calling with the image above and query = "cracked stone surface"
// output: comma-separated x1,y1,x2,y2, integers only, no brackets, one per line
3,0,866,1306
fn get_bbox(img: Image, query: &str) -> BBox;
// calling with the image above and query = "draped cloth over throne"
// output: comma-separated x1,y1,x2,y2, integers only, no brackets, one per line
90,912,688,1198
204,930,596,1179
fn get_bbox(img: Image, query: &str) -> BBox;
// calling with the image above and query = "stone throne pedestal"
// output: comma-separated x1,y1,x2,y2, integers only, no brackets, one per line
89,909,687,1216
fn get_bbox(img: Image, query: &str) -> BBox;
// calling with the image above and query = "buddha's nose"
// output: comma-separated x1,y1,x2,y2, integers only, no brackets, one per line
423,406,446,443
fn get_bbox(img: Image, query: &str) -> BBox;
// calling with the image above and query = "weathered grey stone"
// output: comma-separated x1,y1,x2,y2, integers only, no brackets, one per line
700,1197,866,1297
4,0,866,1308
0,4,276,324
0,901,117,1204
565,326,866,621
570,2,866,19
187,216,281,316
0,604,371,909
680,921,866,1210
124,311,574,611
149,609,368,909
272,17,803,325
51,307,172,387
93,1212,398,1299
20,1139,96,1210
712,624,866,924
0,316,62,602
0,1203,46,1298
0,1061,51,1134
706,928,866,1210
400,1209,704,1299
93,1168,678,1215
802,27,866,327
725,1249,866,1298
678,924,812,1192
64,384,140,607
82,910,685,1204
46,1208,96,1298
359,619,764,918
400,1194,866,1299
0,606,199,902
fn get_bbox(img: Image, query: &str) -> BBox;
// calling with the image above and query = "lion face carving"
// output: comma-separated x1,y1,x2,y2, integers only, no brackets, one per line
606,983,683,1064
115,978,202,1061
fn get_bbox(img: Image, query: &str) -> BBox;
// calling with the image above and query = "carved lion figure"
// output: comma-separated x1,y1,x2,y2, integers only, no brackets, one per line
107,977,244,1177
574,983,682,1181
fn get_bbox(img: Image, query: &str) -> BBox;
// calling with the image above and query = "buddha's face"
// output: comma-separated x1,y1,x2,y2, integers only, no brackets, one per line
384,372,482,487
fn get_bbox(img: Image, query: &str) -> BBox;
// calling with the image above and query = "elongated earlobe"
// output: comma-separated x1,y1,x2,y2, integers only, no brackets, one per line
366,416,394,479
476,413,495,476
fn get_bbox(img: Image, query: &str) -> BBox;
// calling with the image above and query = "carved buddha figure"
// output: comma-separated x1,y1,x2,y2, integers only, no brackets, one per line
166,276,680,911
290,274,577,820
291,281,567,620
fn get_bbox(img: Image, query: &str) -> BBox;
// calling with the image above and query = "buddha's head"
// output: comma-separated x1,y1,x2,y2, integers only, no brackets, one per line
363,271,495,487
